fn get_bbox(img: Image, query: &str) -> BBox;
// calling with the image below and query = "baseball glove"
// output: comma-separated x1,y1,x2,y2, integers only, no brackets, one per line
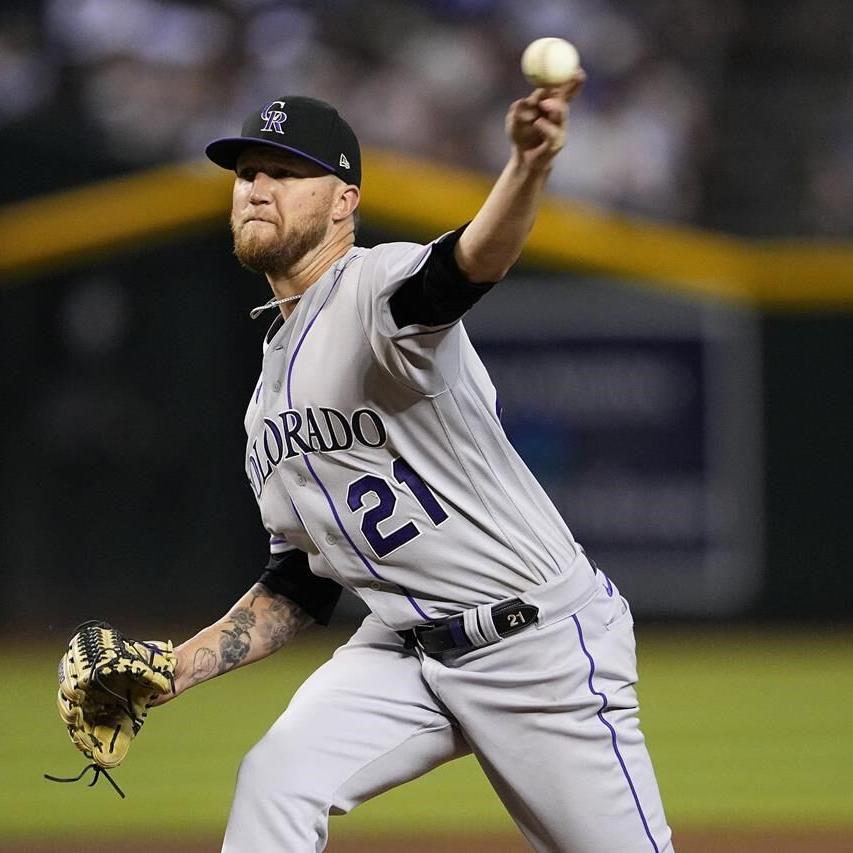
45,620,176,797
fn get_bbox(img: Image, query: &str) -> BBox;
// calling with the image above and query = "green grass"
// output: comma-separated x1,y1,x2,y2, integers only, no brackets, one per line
639,627,853,827
2,627,852,841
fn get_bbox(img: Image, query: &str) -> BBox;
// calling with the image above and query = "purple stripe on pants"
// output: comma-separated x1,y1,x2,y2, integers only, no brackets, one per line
571,613,660,853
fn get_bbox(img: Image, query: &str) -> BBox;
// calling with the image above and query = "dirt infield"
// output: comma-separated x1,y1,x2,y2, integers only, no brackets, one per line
7,828,853,852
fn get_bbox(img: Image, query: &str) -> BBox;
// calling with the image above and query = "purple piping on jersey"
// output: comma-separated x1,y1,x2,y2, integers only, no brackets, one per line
269,536,286,545
284,265,345,401
571,614,660,853
285,260,430,622
255,380,263,404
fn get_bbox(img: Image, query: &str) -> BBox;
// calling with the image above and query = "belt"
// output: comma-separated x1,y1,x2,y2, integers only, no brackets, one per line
399,598,539,656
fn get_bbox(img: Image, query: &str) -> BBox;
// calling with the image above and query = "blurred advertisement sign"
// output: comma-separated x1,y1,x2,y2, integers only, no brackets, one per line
467,275,763,617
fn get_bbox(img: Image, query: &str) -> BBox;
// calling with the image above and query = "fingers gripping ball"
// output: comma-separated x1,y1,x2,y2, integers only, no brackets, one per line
48,621,175,796
521,37,581,87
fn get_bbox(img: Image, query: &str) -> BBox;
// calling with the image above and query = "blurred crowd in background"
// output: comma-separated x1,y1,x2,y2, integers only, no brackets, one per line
2,1,852,629
1,0,851,236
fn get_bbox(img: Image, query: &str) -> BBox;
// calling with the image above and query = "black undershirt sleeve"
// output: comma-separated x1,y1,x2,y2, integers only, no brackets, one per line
389,224,498,329
257,549,342,626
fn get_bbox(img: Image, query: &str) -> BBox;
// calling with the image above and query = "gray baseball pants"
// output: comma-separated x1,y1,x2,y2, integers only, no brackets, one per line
222,563,674,852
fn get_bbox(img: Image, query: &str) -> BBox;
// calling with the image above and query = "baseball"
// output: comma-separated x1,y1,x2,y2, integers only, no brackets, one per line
521,37,581,87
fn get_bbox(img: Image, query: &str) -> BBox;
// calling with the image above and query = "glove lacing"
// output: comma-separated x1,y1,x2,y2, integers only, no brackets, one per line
44,762,126,799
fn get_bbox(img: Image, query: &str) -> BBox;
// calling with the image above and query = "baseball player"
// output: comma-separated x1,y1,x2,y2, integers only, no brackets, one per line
154,78,674,852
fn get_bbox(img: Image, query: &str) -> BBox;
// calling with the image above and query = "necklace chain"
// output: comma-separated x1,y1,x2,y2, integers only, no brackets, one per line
248,293,303,320
247,254,352,320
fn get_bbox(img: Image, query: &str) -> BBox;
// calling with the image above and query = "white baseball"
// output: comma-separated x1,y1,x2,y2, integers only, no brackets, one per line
521,37,581,87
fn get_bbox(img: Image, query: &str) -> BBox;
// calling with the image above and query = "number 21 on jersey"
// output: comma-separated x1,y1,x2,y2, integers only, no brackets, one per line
346,457,448,558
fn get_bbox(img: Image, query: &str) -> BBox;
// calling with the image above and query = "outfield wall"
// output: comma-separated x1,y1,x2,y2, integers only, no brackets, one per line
1,164,851,625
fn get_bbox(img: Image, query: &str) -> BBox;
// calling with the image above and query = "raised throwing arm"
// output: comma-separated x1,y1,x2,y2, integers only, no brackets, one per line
454,72,585,284
152,583,313,705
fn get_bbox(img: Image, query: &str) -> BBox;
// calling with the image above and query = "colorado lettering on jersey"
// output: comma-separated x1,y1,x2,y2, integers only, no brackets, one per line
248,407,387,498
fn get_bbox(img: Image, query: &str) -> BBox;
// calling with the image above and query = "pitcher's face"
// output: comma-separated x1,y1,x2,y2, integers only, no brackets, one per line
230,148,339,276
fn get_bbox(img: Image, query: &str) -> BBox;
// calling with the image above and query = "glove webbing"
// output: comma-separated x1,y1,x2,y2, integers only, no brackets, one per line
87,623,161,725
44,763,126,799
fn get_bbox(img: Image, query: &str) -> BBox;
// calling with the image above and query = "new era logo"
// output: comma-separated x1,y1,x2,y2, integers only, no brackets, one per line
339,153,350,169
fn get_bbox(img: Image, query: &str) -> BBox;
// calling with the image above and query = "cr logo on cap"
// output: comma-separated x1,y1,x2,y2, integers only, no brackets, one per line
260,101,287,134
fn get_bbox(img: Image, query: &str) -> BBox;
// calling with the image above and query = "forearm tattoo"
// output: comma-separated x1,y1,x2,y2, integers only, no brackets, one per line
249,583,313,653
188,646,218,687
204,584,310,676
178,586,310,691
218,606,256,672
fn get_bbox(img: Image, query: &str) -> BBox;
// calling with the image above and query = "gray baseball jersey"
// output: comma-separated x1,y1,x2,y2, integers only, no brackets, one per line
244,239,582,629
230,237,673,853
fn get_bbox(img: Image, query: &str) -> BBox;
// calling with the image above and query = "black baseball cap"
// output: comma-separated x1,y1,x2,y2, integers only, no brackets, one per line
205,96,361,187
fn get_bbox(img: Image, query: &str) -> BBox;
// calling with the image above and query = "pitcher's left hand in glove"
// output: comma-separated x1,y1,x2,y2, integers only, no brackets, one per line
45,620,176,797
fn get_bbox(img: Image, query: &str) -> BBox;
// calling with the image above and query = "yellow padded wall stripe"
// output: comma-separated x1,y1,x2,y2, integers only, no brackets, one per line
1,149,852,310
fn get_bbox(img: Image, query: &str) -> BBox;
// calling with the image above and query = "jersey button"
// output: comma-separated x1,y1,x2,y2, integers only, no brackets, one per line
325,532,337,545
296,475,306,486
369,581,382,591
272,380,282,393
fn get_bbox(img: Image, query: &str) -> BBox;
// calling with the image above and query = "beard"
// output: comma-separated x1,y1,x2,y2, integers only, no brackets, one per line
231,211,328,276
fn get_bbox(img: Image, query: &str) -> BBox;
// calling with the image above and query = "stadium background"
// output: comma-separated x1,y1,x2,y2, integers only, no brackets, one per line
1,0,851,850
